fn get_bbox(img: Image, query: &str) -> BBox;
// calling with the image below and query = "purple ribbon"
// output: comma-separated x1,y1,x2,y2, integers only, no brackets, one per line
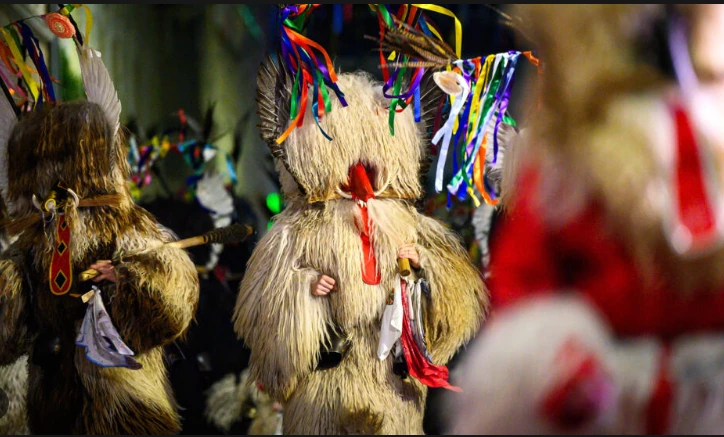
492,52,520,163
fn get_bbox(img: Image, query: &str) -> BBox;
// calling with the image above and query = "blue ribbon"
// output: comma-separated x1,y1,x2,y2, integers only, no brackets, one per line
18,22,56,104
413,85,421,122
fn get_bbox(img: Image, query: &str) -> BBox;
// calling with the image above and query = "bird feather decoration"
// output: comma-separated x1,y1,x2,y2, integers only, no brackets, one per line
255,52,310,196
0,6,121,207
368,10,534,207
365,17,457,70
76,43,122,138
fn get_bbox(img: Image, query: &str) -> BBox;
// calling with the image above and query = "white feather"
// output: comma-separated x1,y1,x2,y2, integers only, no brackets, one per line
77,44,121,137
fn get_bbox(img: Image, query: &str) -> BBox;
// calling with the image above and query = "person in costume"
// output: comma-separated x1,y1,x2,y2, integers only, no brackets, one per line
449,4,724,434
233,46,487,433
0,9,199,434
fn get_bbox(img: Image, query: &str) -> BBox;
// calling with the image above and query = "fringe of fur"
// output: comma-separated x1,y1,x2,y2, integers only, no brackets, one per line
277,73,425,203
234,197,486,433
0,356,29,435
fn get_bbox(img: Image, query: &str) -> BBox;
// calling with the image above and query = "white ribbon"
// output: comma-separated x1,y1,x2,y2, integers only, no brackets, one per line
432,63,471,193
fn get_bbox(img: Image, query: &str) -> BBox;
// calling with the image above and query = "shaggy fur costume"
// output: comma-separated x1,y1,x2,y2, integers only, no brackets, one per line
0,69,199,434
233,58,488,434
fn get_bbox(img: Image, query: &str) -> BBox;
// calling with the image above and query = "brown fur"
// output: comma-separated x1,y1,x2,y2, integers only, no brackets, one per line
0,102,199,434
507,4,724,293
235,63,487,434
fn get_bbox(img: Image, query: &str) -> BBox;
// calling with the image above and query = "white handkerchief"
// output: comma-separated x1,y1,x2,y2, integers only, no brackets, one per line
75,287,142,369
377,274,405,360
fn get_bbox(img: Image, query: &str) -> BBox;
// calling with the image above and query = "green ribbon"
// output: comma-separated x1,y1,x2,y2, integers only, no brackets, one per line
387,62,408,136
289,67,302,121
447,55,508,193
318,68,331,113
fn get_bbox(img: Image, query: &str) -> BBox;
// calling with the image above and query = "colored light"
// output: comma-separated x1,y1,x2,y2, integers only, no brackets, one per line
266,192,282,214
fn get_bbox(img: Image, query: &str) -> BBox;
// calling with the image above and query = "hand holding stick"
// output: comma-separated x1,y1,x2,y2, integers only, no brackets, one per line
397,243,420,277
398,258,411,277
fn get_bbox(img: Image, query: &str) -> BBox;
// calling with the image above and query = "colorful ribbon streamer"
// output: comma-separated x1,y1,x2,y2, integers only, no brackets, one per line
0,4,90,110
276,4,347,144
371,4,455,136
126,116,238,203
432,51,540,206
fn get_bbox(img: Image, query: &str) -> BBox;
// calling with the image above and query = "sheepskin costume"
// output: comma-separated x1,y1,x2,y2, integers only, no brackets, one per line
450,4,724,434
233,57,488,434
0,44,199,434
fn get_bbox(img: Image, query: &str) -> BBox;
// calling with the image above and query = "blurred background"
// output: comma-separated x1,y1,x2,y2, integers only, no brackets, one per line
0,4,529,434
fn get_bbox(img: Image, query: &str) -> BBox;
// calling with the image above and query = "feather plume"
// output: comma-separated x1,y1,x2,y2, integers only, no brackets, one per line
76,44,121,137
255,52,308,195
256,52,291,148
365,17,458,70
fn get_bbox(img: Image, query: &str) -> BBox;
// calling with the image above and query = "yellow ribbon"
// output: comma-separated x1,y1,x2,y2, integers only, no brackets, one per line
468,55,494,142
61,4,93,45
76,5,93,46
411,4,462,59
424,18,445,43
0,28,39,106
467,185,481,208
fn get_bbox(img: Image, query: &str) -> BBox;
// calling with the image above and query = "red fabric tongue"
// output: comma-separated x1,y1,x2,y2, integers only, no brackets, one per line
399,280,461,392
672,104,717,249
344,163,375,203
343,163,380,284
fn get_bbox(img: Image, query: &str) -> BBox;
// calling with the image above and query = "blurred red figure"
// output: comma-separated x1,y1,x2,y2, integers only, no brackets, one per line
449,4,724,435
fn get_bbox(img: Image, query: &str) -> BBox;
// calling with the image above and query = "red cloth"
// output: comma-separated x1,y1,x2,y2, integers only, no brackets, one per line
488,166,724,339
645,346,673,435
399,280,461,392
343,163,381,285
487,106,724,434
540,339,612,431
489,165,724,434
672,103,717,249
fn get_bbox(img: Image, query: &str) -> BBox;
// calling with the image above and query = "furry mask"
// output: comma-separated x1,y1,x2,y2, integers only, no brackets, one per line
0,44,128,220
256,54,441,204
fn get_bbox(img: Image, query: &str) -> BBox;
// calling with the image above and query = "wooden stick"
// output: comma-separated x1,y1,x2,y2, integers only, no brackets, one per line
398,258,411,277
78,223,253,282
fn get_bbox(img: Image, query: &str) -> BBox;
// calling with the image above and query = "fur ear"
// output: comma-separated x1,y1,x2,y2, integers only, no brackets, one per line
255,53,308,196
